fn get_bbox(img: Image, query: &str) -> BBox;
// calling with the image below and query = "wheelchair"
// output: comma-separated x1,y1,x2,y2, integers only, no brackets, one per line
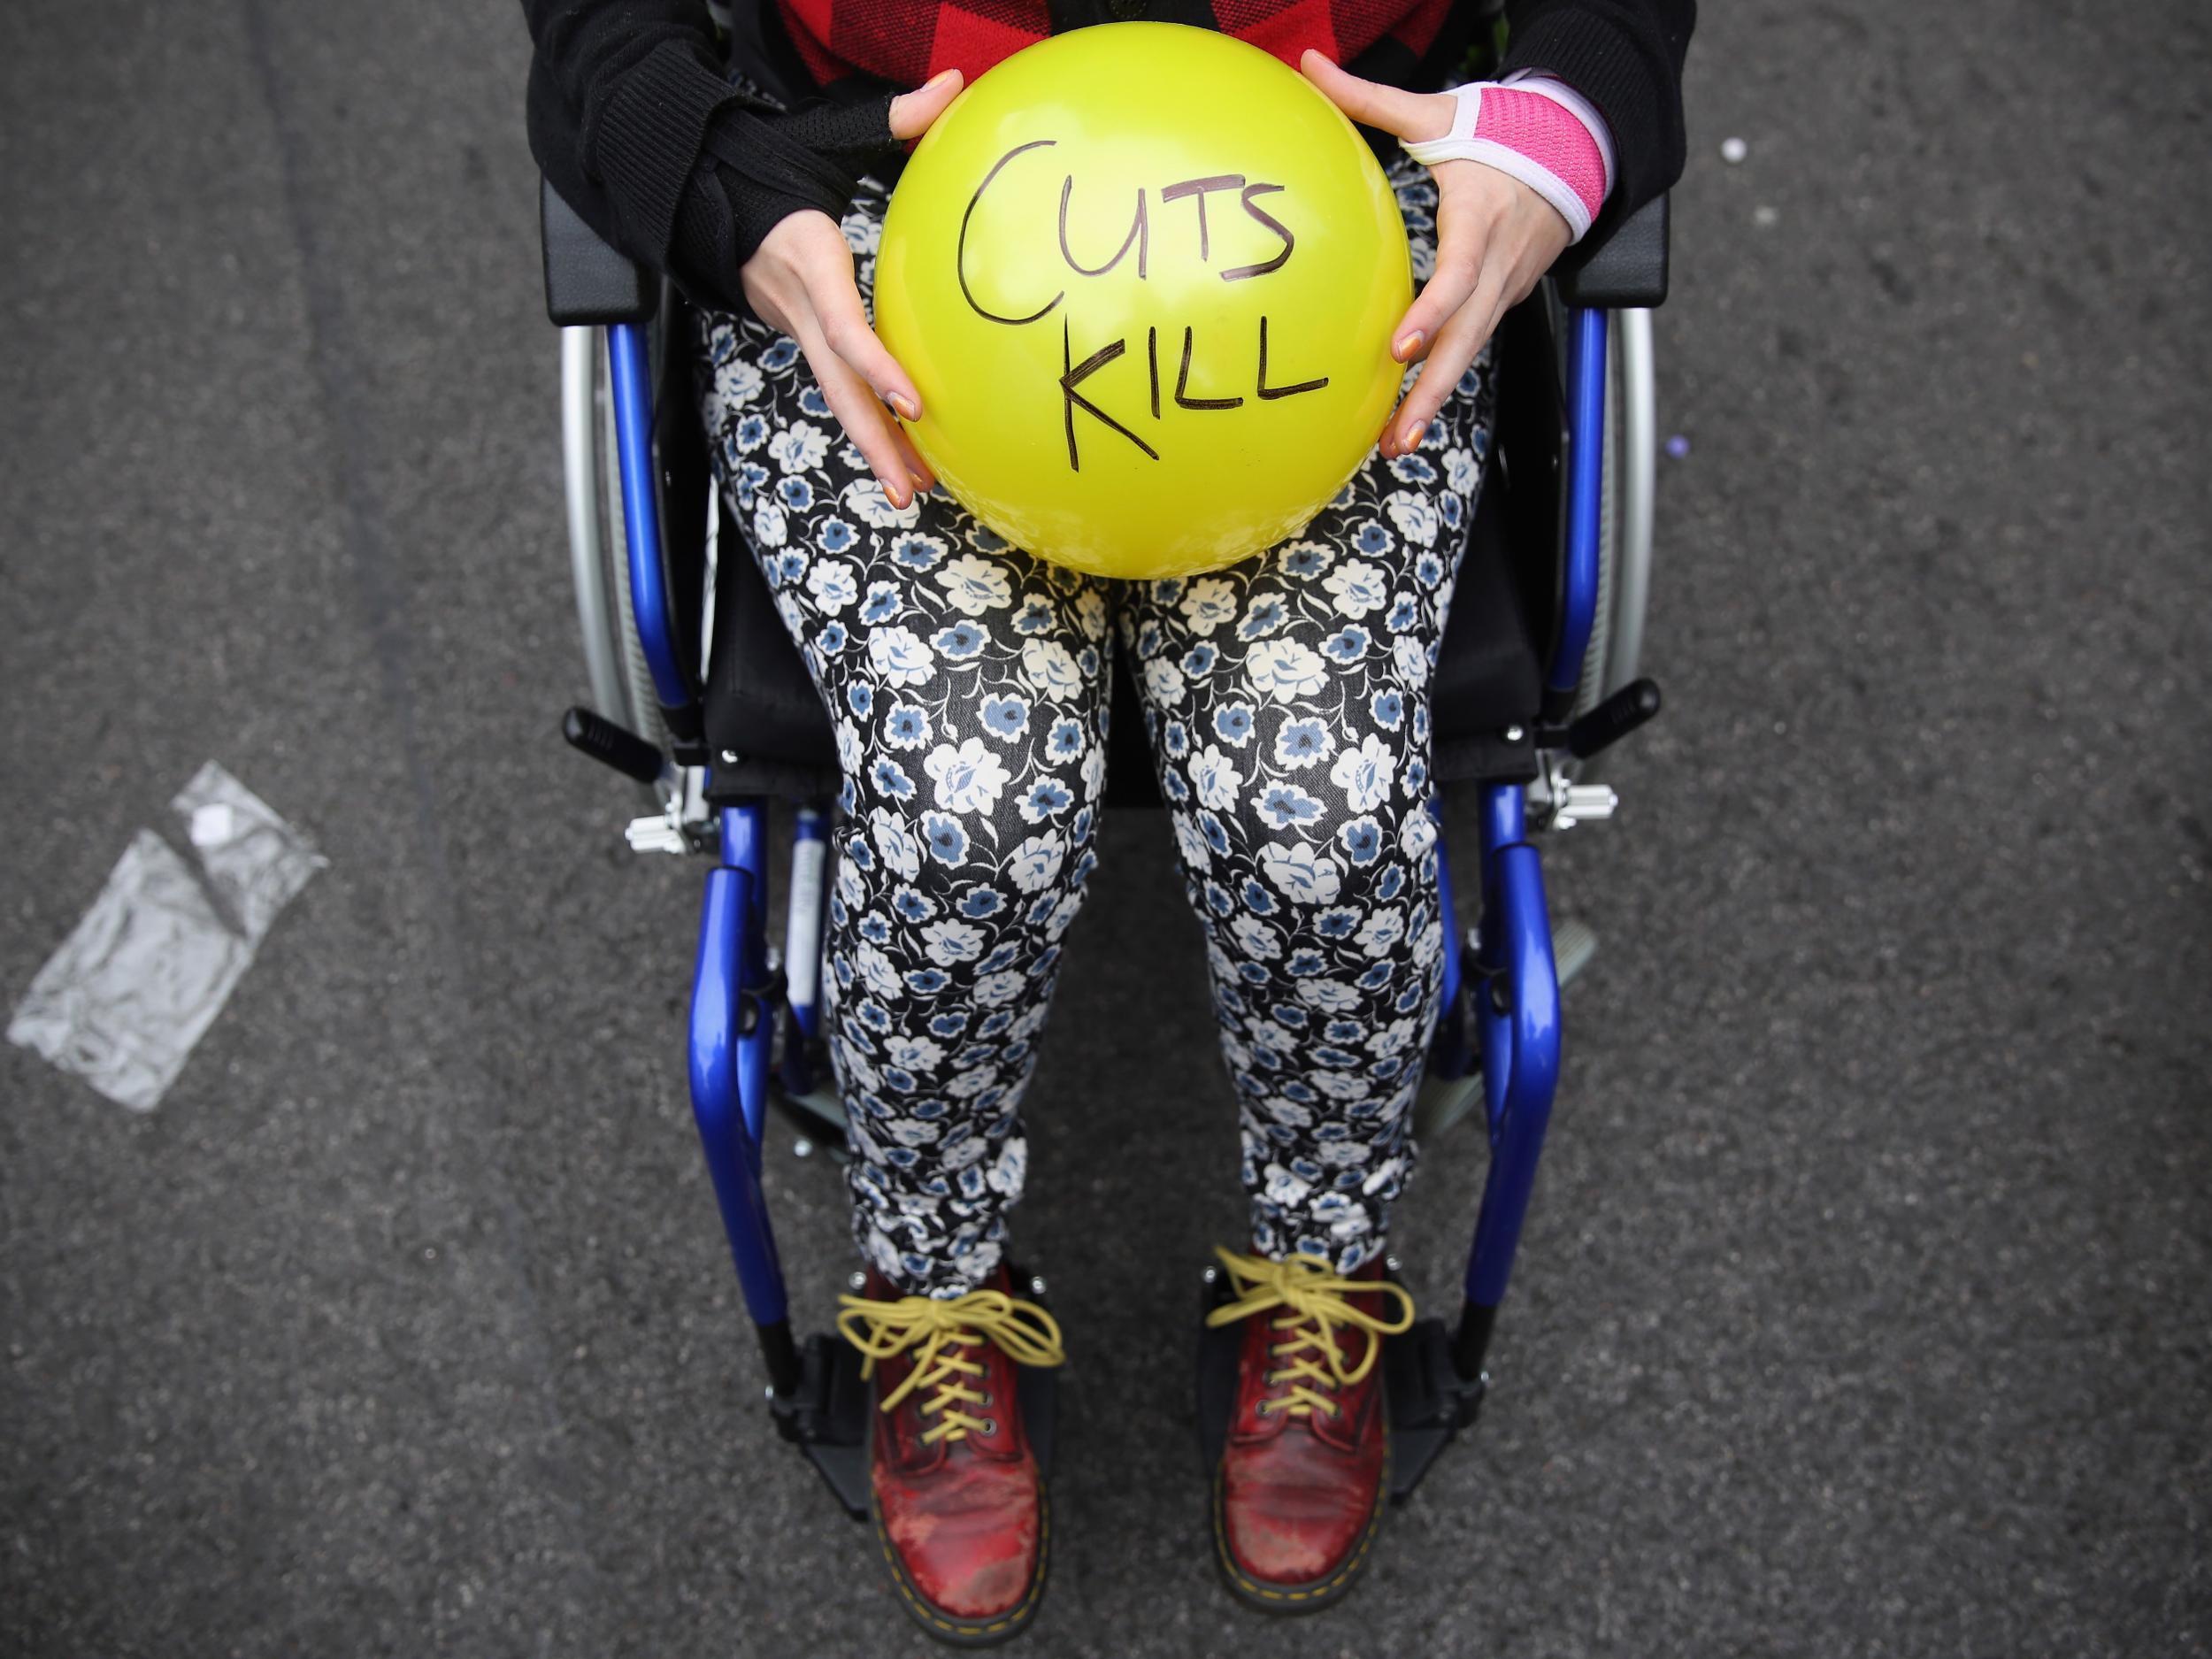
539,154,1670,1514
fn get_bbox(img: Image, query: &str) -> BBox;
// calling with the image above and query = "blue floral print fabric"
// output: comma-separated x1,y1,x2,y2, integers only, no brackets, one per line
697,164,1494,1294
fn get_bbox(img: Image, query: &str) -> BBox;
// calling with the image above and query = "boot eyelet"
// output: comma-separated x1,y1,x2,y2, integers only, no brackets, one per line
979,1419,998,1435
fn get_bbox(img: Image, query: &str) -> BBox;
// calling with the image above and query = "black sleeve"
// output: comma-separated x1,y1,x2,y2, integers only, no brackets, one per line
523,0,904,314
669,95,902,312
1502,0,1694,247
521,0,741,270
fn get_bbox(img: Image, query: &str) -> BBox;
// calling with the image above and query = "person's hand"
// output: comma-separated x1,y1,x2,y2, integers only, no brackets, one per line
1300,52,1574,459
738,70,964,510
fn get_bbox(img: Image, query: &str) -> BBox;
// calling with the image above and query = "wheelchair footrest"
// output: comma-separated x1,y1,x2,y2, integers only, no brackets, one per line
768,1274,1062,1523
1194,1272,1484,1506
1382,1316,1487,1503
770,1333,875,1520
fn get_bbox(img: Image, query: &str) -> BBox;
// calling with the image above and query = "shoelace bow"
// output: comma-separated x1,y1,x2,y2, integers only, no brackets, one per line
836,1284,1066,1445
1203,1247,1415,1419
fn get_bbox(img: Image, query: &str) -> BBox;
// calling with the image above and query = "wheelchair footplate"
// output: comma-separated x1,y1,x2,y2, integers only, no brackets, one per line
769,1267,1063,1521
1194,1262,1486,1505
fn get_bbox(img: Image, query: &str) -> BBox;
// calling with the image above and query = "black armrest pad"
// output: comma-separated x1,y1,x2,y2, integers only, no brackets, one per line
541,177,657,327
1555,193,1669,310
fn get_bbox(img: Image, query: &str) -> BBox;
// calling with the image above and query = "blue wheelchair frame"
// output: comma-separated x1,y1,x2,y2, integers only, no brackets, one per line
600,300,1610,1410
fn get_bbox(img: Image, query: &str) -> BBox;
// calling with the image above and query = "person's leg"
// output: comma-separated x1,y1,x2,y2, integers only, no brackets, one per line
1119,161,1494,1608
1123,190,1494,1272
695,181,1106,1643
697,188,1114,1303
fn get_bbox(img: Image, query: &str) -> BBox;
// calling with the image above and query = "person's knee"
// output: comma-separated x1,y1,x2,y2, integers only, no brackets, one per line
828,710,1106,1025
1187,732,1440,927
845,757,1101,908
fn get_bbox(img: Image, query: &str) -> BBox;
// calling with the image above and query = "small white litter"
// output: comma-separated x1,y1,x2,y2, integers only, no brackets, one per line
7,763,325,1111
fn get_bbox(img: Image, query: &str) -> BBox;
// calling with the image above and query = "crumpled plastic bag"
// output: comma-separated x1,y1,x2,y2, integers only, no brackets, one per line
7,763,325,1111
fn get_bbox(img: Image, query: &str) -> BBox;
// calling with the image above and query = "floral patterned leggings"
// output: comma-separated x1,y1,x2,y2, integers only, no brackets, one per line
698,165,1494,1296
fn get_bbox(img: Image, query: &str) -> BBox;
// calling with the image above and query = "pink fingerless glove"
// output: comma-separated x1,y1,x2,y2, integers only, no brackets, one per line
1401,73,1616,243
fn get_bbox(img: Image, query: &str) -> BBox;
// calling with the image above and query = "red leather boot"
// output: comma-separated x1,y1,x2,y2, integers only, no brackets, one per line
1205,1247,1416,1612
836,1267,1065,1645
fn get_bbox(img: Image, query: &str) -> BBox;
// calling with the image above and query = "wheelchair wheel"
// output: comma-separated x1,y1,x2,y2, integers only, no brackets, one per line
1572,319,1620,725
560,324,671,782
1566,307,1657,780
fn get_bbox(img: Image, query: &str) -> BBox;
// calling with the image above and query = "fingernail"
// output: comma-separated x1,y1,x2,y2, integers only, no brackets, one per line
890,393,918,420
1405,422,1425,450
909,470,930,493
1394,331,1423,361
926,68,958,88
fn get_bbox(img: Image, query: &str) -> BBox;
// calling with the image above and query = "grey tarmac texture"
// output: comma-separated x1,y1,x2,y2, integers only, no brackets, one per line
1,2,2206,1655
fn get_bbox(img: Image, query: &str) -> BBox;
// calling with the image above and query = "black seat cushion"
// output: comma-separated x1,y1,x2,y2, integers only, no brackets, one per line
701,514,844,802
1428,469,1543,783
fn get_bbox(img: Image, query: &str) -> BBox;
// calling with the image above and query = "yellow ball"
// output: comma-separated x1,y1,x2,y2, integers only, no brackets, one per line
875,24,1411,581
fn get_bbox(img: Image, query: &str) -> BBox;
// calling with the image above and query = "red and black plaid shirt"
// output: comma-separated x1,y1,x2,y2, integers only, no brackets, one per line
526,0,1688,312
773,0,1459,94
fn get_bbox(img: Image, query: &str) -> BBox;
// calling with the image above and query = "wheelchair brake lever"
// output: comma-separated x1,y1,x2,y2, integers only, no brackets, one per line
1527,679,1660,830
1562,678,1662,760
563,704,670,787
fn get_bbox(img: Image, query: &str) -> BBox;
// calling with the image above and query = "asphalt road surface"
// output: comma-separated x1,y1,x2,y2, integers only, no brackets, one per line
3,2,2207,1655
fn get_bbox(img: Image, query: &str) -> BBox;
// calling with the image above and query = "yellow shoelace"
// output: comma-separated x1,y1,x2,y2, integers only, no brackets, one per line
1203,1247,1415,1419
836,1283,1066,1446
